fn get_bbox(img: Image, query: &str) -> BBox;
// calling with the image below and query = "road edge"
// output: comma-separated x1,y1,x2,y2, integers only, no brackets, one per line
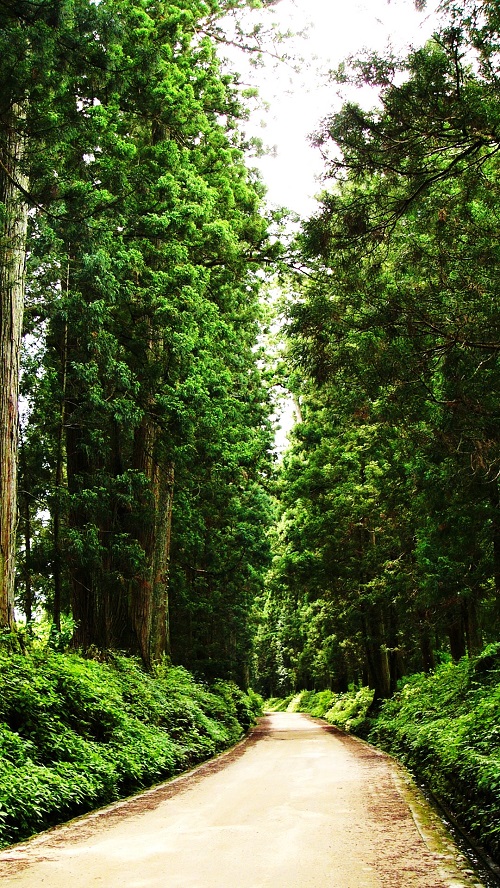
0,721,266,861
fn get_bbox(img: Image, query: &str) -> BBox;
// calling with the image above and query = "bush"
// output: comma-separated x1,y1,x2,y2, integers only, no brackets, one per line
265,687,375,734
0,643,261,847
369,646,500,861
324,687,375,734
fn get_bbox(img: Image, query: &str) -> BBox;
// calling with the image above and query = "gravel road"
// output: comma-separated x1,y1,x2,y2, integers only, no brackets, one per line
0,712,486,887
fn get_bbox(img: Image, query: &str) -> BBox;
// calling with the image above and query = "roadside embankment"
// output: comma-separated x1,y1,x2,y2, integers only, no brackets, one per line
0,640,261,847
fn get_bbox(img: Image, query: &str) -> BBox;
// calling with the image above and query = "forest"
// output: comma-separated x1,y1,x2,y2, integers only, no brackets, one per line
0,0,499,863
257,0,500,701
1,0,280,682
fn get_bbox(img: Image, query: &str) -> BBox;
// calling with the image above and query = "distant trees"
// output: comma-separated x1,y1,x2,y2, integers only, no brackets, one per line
258,0,500,698
1,0,276,678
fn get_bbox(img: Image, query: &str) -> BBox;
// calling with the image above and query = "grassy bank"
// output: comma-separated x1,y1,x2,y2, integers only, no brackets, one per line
266,644,500,862
0,637,261,847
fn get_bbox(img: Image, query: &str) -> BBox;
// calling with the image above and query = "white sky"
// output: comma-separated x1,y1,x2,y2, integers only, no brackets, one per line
240,0,440,215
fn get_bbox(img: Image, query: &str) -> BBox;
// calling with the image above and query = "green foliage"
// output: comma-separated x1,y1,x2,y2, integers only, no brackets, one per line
323,687,375,734
370,646,500,860
259,2,500,701
266,686,375,734
11,0,276,669
0,643,261,847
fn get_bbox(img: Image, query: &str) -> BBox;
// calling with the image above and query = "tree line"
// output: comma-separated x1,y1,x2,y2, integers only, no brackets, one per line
2,0,499,699
258,0,500,699
0,0,278,681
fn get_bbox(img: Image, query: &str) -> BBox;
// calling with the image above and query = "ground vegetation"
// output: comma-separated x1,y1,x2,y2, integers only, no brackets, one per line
0,630,261,847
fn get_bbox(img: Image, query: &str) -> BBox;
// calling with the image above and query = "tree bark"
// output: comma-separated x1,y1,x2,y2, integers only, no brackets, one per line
150,460,174,662
131,414,174,667
0,103,29,627
53,311,68,632
363,607,391,700
19,434,32,623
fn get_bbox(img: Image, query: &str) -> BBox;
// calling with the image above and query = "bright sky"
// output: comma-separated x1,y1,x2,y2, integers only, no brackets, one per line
229,0,440,449
244,0,440,215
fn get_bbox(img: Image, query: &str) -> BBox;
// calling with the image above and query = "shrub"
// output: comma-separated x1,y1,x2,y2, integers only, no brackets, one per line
266,687,375,734
369,647,500,861
0,644,260,847
324,687,375,734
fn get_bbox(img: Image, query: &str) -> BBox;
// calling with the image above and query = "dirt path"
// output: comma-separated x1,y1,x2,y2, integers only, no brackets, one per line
0,712,486,887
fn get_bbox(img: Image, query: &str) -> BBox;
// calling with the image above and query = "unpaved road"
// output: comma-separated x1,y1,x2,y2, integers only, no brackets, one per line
0,712,486,887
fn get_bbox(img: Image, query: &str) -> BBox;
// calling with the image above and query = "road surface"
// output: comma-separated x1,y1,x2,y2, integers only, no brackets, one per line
0,712,485,887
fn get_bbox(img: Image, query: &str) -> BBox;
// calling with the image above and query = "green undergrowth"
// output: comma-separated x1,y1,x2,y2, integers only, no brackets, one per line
266,644,500,862
371,645,500,862
266,686,375,735
0,639,262,848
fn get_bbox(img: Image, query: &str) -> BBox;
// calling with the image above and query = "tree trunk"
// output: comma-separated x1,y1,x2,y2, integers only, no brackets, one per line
19,435,32,623
0,103,29,627
53,311,68,632
66,417,99,650
150,460,174,662
387,603,404,692
417,609,435,672
447,605,466,661
463,595,482,656
489,480,500,622
131,415,174,667
363,607,391,700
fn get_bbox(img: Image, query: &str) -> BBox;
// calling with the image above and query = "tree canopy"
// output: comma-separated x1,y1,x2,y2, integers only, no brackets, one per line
1,0,278,678
1,0,500,697
258,0,500,698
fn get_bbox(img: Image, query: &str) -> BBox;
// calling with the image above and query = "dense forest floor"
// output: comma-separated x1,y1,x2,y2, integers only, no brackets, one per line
267,643,500,866
0,636,261,848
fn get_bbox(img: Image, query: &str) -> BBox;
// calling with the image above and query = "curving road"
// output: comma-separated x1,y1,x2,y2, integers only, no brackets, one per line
0,712,485,887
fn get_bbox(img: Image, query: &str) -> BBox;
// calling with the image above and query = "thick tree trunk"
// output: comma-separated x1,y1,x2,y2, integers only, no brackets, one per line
131,415,174,667
0,103,29,627
53,313,68,632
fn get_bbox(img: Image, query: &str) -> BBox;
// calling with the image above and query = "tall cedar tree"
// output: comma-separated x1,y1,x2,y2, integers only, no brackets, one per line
3,0,276,675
